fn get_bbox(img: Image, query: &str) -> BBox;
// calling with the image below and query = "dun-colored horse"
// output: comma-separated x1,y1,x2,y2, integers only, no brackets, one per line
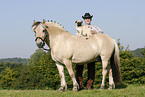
32,19,122,91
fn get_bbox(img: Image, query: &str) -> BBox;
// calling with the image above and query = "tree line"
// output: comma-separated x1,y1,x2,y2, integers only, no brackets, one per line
0,58,27,64
0,41,144,90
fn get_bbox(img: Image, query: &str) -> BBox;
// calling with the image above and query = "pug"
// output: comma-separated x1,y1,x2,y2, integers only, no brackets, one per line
75,20,83,27
75,20,83,37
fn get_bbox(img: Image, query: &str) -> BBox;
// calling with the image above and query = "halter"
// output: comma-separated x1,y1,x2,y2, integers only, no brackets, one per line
34,23,50,51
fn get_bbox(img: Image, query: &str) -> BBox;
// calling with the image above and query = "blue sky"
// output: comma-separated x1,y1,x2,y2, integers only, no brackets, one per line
0,0,145,58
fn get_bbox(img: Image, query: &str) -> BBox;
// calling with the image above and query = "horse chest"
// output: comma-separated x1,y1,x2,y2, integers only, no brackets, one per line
51,50,69,64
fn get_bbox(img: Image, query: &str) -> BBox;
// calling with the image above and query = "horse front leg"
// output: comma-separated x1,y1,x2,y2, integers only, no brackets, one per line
64,59,78,91
56,63,67,92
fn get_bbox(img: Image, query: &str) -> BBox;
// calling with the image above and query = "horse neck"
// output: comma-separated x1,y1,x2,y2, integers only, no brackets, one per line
46,22,68,36
45,23,71,49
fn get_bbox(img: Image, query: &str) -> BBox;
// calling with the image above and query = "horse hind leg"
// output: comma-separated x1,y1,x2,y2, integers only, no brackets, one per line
100,58,108,90
56,63,67,92
108,65,115,89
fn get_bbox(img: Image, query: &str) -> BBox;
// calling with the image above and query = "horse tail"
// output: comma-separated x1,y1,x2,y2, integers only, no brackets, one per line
110,39,122,85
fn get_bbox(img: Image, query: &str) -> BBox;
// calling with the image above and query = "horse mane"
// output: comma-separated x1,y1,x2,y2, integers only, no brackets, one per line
32,20,67,32
45,20,67,32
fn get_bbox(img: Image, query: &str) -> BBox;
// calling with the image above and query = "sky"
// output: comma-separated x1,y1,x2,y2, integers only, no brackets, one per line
0,0,145,58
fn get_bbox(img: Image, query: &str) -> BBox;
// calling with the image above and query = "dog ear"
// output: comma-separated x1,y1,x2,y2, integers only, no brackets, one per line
33,20,36,24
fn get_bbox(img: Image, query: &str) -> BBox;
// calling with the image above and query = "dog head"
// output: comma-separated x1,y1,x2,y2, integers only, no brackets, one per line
75,20,83,27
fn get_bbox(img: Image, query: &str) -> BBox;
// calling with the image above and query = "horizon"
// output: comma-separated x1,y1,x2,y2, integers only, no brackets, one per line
0,47,144,59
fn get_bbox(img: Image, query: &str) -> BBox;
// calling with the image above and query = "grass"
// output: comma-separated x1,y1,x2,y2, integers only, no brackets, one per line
0,84,144,97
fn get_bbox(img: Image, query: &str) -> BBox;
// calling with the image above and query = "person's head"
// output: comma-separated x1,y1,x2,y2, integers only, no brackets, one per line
82,13,93,25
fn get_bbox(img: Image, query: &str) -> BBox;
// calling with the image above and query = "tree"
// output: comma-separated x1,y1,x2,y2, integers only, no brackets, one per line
140,47,145,57
14,49,60,90
0,66,19,89
118,40,145,84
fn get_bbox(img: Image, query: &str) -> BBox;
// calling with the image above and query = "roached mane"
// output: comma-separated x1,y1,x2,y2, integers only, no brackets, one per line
45,20,66,31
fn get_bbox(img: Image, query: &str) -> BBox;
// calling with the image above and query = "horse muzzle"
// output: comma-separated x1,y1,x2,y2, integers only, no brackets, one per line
35,37,45,48
36,41,45,48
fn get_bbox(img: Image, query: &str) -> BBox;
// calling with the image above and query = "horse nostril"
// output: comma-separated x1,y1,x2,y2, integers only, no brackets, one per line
36,41,43,48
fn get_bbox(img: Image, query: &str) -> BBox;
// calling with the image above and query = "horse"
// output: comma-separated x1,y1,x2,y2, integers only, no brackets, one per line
32,19,122,91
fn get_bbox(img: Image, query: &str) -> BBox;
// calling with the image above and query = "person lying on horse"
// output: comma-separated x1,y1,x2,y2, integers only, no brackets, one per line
75,13,103,90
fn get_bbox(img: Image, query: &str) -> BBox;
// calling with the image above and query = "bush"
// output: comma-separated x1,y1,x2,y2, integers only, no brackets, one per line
0,67,19,89
13,49,60,90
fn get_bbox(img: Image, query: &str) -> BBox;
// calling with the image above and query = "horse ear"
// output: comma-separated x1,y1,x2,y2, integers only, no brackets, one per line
43,19,46,23
33,20,36,24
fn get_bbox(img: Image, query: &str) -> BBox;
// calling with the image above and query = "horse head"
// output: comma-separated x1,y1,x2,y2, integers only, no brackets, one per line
32,20,48,48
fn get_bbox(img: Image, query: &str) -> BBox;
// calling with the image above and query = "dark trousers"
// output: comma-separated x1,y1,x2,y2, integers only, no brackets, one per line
76,62,95,90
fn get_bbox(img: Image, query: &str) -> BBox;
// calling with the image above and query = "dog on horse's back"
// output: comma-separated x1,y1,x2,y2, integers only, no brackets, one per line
75,20,83,37
75,20,97,37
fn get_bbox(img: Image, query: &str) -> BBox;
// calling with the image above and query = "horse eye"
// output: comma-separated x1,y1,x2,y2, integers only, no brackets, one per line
43,30,47,32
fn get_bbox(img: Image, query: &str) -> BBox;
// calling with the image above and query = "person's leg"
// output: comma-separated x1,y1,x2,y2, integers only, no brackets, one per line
76,64,84,90
87,62,95,89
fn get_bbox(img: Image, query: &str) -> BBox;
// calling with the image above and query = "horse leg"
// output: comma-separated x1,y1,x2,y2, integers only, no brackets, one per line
64,59,78,91
100,57,108,90
108,65,115,89
56,63,67,92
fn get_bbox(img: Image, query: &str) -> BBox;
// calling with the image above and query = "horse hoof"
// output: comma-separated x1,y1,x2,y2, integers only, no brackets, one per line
99,85,105,90
108,84,115,90
72,86,78,92
99,88,104,90
108,87,112,90
58,90,63,92
58,88,64,92
58,86,67,92
73,87,78,92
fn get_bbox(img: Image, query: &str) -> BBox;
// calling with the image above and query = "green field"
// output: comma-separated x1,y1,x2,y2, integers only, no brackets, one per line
0,84,144,97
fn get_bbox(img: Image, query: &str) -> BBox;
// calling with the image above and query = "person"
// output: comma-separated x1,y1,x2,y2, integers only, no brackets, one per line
75,13,103,90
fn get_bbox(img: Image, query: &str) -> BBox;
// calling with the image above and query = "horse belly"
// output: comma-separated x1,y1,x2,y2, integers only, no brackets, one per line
71,51,99,64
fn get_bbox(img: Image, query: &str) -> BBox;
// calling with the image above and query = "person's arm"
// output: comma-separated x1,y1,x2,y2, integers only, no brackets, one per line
93,26,103,33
